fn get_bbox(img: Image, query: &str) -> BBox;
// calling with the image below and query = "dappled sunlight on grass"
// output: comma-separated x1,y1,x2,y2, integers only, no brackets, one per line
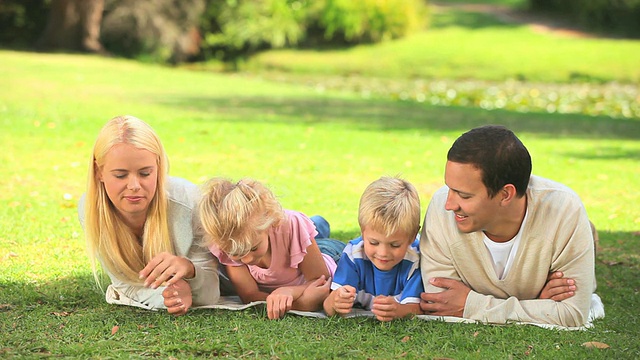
244,73,640,119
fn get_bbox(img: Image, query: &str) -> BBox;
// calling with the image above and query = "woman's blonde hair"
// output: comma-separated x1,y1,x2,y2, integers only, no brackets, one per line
198,178,284,258
358,176,421,238
85,115,173,285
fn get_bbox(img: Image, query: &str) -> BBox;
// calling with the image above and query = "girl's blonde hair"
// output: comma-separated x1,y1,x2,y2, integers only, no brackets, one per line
85,115,173,285
358,176,421,238
198,178,284,258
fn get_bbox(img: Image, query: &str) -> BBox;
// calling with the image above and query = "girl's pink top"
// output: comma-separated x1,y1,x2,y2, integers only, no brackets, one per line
210,210,337,292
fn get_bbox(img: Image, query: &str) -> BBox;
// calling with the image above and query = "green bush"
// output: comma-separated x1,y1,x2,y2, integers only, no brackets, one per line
201,0,313,63
528,0,640,37
319,0,428,43
200,0,428,64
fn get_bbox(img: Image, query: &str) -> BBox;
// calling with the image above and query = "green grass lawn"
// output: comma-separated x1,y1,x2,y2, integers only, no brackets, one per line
1,49,638,359
1,3,639,358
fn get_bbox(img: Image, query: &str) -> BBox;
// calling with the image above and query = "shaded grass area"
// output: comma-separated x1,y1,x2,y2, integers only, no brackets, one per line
155,94,640,139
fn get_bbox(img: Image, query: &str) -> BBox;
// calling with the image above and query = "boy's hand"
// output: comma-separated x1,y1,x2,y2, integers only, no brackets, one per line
539,271,576,301
332,285,356,314
266,288,295,319
162,279,192,316
371,295,401,322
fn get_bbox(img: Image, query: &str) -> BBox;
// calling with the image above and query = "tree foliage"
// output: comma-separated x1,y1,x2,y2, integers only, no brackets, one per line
200,0,315,64
528,0,640,38
319,0,428,43
200,0,429,64
0,0,51,48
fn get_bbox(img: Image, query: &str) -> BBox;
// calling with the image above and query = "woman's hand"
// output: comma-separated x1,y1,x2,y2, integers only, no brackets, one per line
139,252,196,289
162,279,193,316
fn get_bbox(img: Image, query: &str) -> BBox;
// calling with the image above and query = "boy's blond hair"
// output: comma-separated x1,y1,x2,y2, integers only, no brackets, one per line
358,176,420,238
198,178,285,257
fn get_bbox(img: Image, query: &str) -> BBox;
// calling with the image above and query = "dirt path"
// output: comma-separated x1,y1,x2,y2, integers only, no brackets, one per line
431,2,596,38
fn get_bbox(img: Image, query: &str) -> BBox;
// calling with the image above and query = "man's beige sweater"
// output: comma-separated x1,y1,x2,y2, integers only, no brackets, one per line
420,176,596,327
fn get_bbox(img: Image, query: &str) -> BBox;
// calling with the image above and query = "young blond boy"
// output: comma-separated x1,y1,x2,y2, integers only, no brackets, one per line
323,176,422,321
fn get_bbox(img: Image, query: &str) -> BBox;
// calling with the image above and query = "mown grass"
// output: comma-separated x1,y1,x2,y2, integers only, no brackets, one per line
1,48,638,359
1,3,640,357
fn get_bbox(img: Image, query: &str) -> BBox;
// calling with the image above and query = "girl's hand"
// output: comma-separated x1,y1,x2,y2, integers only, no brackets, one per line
162,279,193,316
300,275,331,305
266,288,294,319
139,252,196,289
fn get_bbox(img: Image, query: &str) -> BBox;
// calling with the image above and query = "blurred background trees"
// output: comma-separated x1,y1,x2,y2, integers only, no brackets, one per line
0,0,638,66
100,0,205,63
36,0,105,53
0,0,428,64
529,0,640,37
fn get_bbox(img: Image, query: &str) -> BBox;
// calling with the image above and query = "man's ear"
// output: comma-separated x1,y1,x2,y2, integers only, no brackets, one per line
500,184,517,205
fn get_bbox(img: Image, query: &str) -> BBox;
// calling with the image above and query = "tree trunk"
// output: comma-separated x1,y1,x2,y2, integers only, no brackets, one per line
36,0,105,53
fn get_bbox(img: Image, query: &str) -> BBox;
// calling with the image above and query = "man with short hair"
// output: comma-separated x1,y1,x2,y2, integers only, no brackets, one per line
419,125,603,327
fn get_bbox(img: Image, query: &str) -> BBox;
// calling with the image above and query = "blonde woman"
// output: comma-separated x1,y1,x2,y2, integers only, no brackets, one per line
78,115,220,315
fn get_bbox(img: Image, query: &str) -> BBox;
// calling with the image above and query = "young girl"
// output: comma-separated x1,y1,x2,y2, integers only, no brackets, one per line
78,115,221,315
198,177,344,319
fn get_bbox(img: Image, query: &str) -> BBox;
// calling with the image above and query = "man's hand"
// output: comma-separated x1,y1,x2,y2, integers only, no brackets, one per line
419,277,470,317
140,252,195,289
539,271,576,301
162,279,193,316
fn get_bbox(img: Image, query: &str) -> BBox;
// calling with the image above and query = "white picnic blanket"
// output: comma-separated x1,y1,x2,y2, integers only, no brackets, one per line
105,285,604,331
